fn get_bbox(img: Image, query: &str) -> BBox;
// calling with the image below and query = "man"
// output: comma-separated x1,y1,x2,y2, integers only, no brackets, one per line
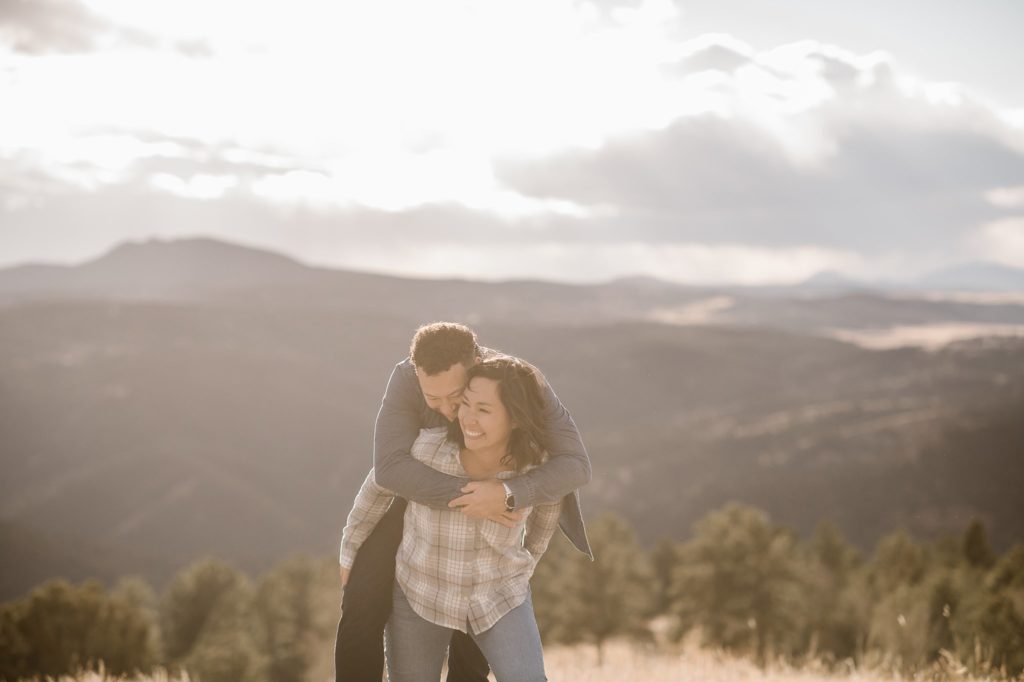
335,322,592,682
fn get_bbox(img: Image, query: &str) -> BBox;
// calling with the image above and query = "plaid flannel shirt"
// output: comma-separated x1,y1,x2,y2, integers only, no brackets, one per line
340,427,562,634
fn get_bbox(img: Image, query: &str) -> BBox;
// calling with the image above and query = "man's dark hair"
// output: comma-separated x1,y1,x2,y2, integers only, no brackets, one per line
410,322,480,375
447,355,547,472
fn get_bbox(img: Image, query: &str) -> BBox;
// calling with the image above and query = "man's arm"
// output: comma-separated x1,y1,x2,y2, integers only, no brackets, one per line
372,361,468,510
452,374,591,513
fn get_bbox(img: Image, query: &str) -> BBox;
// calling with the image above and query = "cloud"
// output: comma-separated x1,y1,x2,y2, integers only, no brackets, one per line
967,217,1024,268
662,36,755,77
0,0,190,55
0,0,157,53
496,44,1024,254
0,0,109,53
986,185,1024,209
173,38,213,58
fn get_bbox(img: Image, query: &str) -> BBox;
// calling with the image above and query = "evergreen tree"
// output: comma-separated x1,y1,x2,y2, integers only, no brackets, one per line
671,503,802,666
961,519,996,569
556,513,653,664
867,582,931,672
254,555,338,682
649,538,680,616
975,594,1024,676
0,578,157,680
529,531,577,644
867,529,926,597
808,520,859,580
0,602,31,682
987,544,1024,592
160,558,265,682
796,520,865,661
925,573,958,660
102,576,161,674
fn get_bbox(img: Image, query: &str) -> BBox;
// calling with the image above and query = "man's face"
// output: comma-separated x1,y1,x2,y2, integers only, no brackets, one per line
417,362,470,421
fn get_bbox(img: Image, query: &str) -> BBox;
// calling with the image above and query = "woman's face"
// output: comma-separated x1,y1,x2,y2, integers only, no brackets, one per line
458,376,514,453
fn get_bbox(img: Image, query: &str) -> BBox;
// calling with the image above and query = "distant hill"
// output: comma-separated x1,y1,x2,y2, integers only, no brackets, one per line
0,520,172,598
795,270,869,290
1,238,1023,599
3,238,1024,333
913,261,1024,291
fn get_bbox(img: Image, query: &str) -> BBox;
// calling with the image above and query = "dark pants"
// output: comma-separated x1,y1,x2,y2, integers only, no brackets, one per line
335,498,491,682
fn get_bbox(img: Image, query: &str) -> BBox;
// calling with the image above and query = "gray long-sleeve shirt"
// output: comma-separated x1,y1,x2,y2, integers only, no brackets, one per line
371,354,593,558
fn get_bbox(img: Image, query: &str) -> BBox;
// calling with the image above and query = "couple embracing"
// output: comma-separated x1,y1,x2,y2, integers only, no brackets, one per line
335,322,592,682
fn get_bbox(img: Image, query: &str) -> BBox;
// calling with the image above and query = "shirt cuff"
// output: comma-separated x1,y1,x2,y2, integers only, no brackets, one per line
503,476,536,510
339,543,357,570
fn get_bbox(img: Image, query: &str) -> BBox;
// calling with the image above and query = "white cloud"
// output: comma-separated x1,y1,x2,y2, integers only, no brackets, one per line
986,186,1024,209
967,217,1024,267
149,172,237,200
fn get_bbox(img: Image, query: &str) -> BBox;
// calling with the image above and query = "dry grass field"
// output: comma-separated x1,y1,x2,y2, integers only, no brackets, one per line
542,642,1015,682
27,641,1018,682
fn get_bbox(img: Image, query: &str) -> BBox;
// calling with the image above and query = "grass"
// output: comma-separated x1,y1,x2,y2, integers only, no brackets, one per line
17,641,1019,682
543,641,1015,681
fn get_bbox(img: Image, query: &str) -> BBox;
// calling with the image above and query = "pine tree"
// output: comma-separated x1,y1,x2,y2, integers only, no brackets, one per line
0,578,157,680
670,503,801,666
867,528,926,596
160,558,265,682
797,520,864,661
556,513,653,665
961,519,996,569
254,555,337,682
649,538,680,616
925,574,958,659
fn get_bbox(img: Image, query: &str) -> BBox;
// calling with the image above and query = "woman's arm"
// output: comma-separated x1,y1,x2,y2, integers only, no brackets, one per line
339,468,397,570
523,500,563,559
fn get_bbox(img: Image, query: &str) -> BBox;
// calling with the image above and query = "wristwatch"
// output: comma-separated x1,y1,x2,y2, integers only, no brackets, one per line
502,481,516,512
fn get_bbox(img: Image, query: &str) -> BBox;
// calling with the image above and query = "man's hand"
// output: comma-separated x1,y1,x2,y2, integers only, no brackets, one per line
339,566,349,588
449,479,525,528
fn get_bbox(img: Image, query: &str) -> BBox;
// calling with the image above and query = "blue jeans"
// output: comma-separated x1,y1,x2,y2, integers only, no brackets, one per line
385,582,547,682
334,498,489,682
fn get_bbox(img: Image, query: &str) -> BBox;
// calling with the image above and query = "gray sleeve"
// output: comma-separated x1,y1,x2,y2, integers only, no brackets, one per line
503,376,591,508
371,361,469,510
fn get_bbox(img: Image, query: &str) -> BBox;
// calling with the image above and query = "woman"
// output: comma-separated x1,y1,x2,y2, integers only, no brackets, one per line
339,356,560,682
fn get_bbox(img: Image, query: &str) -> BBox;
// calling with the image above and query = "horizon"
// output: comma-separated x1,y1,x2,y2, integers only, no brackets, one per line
3,234,1024,291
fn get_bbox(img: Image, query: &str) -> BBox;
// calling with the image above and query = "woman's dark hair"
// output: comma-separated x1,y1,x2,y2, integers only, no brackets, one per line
447,355,547,472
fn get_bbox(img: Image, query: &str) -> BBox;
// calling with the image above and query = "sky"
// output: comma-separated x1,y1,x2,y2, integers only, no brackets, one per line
2,0,1024,284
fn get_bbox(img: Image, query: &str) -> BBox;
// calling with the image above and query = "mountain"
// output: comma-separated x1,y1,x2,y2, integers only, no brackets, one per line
913,262,1024,291
3,239,1024,334
0,520,172,599
1,237,1024,599
795,270,869,290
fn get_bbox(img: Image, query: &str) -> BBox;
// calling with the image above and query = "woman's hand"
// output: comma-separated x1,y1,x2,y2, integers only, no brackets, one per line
340,566,350,588
449,479,524,526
